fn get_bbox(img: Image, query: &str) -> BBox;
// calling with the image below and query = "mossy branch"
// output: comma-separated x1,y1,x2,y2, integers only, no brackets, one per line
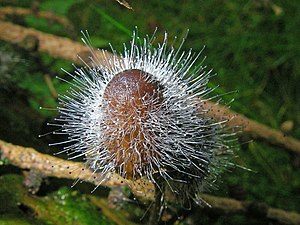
0,20,299,155
1,139,300,225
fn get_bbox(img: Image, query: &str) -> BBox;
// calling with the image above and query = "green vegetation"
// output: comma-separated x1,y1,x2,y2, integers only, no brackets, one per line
0,175,114,225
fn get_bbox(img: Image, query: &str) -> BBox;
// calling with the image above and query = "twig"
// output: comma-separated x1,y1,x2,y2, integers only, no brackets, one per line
44,74,58,99
0,139,153,199
0,139,126,188
204,102,300,155
0,21,113,66
88,195,137,225
201,195,300,225
0,6,74,33
0,20,299,155
1,139,300,225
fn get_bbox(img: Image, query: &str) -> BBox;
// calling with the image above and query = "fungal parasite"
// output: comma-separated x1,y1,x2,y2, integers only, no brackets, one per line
53,30,235,204
102,69,164,180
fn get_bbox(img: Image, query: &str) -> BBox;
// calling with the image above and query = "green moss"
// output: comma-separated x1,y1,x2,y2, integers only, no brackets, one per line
32,187,115,225
0,216,38,225
0,175,46,225
0,175,25,214
0,174,114,225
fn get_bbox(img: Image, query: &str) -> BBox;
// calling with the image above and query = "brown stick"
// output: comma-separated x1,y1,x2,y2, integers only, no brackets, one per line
0,139,153,199
0,20,299,155
204,102,300,155
1,139,300,225
0,6,72,30
201,195,300,225
0,20,112,66
0,139,125,187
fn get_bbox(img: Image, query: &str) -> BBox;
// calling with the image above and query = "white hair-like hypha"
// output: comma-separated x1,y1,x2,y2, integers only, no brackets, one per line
51,30,235,205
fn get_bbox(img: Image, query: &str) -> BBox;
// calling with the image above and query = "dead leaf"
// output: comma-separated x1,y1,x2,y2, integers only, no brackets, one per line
115,0,133,10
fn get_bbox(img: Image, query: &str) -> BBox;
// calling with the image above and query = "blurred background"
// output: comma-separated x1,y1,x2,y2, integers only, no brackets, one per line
0,0,299,224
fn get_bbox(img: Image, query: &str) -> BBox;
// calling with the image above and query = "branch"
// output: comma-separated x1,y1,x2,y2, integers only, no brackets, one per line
201,195,300,225
1,139,300,225
0,139,153,200
0,20,299,155
204,102,300,155
0,6,73,30
0,20,113,66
